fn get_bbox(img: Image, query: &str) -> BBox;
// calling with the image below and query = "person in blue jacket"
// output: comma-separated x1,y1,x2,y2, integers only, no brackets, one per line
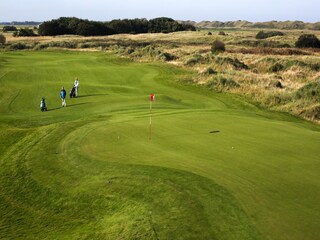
60,86,67,107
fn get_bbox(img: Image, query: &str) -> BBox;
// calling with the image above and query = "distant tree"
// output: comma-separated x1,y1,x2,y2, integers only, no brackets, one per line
211,39,225,53
14,28,37,37
76,22,95,36
38,17,194,36
107,19,135,34
131,18,149,33
148,17,195,33
38,20,62,36
2,26,17,32
295,34,320,48
0,34,6,45
75,21,108,36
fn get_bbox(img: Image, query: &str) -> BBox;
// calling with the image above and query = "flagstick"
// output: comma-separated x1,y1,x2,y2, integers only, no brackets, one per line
149,100,152,140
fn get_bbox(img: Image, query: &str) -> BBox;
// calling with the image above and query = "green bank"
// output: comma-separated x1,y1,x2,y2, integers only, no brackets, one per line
0,51,319,239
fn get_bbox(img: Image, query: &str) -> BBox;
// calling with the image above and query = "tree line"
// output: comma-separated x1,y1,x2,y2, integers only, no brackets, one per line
38,17,196,36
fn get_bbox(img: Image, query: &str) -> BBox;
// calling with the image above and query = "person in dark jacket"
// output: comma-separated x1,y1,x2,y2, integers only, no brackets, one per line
60,86,67,107
40,97,47,111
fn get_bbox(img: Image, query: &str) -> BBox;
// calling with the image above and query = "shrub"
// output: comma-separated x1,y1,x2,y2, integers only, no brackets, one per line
184,54,203,66
215,57,248,70
208,32,212,35
203,67,217,75
270,80,284,89
9,42,29,50
48,41,77,48
125,47,135,54
309,63,320,71
229,47,307,55
269,63,285,72
157,52,176,61
207,76,240,90
256,31,284,39
295,34,320,48
211,39,225,53
2,26,17,32
14,28,37,37
294,81,320,101
265,94,290,105
301,105,320,120
218,31,226,36
233,39,290,48
34,43,49,50
0,34,6,45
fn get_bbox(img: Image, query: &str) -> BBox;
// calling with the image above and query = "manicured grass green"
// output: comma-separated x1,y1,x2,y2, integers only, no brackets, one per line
0,51,319,240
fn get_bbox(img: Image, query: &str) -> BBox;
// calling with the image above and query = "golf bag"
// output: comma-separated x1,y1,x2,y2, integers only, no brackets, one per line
70,86,76,98
40,98,47,112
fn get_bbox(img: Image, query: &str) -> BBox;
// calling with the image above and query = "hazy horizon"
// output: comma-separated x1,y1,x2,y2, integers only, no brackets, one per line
1,0,319,23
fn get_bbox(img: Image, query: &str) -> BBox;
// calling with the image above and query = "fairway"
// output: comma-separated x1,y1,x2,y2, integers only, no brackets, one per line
0,51,320,240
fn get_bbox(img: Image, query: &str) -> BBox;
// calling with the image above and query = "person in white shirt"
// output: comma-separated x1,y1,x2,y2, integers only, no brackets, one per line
74,77,79,97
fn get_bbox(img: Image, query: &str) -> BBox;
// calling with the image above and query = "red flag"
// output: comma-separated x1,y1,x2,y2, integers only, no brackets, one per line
150,93,155,102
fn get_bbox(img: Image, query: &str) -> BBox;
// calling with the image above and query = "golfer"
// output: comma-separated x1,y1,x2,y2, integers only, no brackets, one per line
60,86,67,107
74,77,79,97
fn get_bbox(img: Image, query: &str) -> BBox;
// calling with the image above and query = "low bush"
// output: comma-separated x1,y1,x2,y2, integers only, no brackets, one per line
0,34,6,45
211,39,225,53
215,57,248,70
234,40,290,48
256,31,284,39
265,93,290,105
184,54,203,66
2,26,17,32
34,43,49,50
142,45,162,58
301,105,320,120
294,81,320,101
49,41,77,48
9,42,30,50
126,47,135,54
207,76,240,90
78,41,110,49
269,63,285,72
229,47,308,55
13,28,37,37
295,34,320,48
309,63,320,71
157,52,176,61
202,67,217,75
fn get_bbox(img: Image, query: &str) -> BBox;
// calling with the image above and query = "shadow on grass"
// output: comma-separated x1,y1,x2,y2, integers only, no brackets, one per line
76,94,109,98
209,130,220,134
67,102,89,108
47,103,89,111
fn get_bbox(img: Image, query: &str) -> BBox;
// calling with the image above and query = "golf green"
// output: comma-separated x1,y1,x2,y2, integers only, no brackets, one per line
0,51,319,239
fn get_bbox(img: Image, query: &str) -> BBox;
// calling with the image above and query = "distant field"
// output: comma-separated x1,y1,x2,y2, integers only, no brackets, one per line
0,51,320,239
2,29,319,123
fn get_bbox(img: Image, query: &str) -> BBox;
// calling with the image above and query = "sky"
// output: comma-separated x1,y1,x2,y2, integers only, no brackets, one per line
1,0,319,23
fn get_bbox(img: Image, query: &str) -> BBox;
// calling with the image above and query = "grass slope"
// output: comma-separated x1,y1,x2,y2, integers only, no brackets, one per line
0,51,319,240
